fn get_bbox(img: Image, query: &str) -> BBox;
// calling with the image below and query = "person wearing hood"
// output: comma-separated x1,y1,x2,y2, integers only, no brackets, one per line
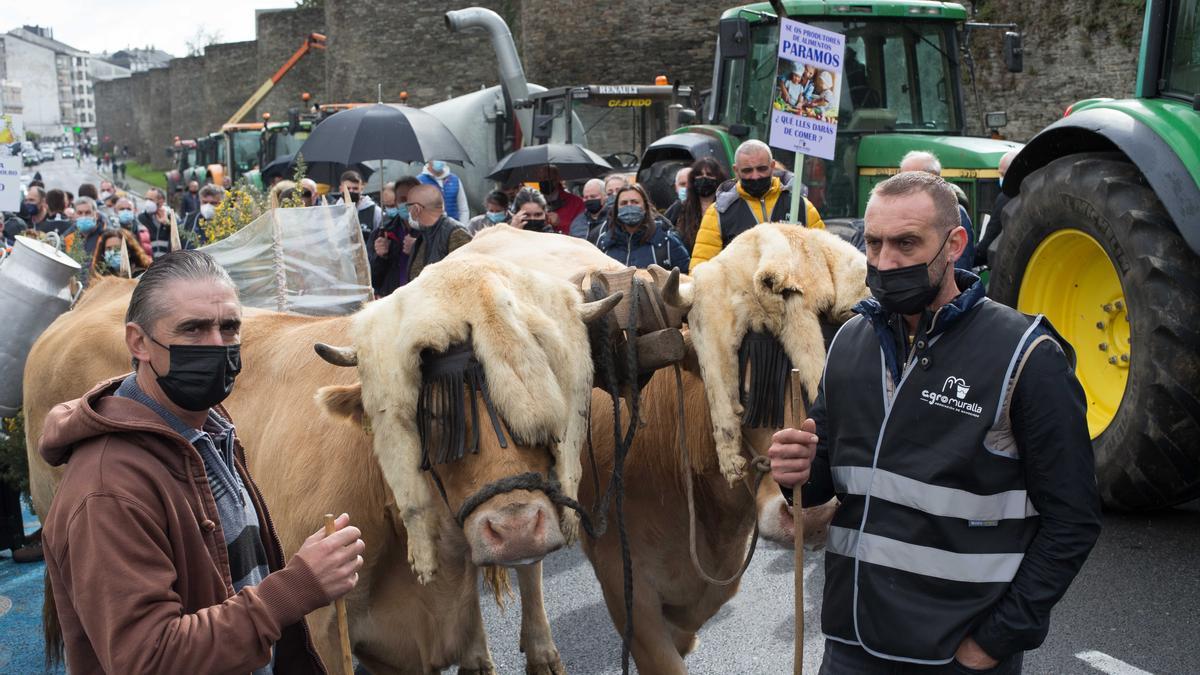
689,139,825,270
38,250,362,674
594,183,689,272
418,160,469,222
769,172,1099,674
181,185,225,249
569,178,608,240
335,170,381,239
405,183,471,281
535,165,584,236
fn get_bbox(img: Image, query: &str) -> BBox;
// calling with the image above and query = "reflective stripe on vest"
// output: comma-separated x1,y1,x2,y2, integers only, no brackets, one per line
832,466,1039,521
827,526,1025,584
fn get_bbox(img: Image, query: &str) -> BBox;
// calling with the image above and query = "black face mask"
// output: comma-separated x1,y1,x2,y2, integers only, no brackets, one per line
20,202,39,219
693,176,719,197
523,218,548,231
347,191,361,203
584,198,603,214
538,181,558,197
148,336,242,412
866,230,954,316
741,175,772,198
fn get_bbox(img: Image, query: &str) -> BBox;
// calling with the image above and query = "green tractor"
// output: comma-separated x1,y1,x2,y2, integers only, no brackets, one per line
990,0,1199,510
638,0,1023,228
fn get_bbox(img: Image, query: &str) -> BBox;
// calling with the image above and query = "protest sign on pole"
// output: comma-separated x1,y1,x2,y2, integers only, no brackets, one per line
768,19,845,223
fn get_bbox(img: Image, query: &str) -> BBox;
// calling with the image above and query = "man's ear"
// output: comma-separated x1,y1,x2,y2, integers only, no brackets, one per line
950,225,968,263
126,322,152,367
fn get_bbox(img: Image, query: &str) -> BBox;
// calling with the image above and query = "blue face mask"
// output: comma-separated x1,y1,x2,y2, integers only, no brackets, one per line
396,204,410,221
677,187,687,203
486,210,506,224
103,249,121,270
617,205,645,226
385,207,401,218
75,217,96,234
431,160,446,174
117,210,135,225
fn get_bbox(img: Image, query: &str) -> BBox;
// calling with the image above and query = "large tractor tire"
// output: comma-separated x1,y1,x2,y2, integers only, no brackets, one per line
990,153,1200,510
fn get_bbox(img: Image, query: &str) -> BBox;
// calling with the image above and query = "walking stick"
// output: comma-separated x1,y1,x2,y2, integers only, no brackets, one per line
788,369,806,675
323,514,354,675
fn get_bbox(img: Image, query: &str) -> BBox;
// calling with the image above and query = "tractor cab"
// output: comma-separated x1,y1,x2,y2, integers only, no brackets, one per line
639,1,1021,224
525,83,696,177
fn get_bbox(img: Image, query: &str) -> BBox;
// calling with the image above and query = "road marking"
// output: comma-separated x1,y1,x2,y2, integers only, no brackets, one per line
1075,650,1155,675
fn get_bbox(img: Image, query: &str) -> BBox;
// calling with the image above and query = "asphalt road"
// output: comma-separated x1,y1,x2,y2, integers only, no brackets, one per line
477,501,1199,674
18,154,152,201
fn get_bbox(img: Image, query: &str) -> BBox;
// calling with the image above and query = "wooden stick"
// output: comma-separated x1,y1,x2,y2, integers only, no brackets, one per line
168,208,182,252
323,514,354,675
788,369,806,675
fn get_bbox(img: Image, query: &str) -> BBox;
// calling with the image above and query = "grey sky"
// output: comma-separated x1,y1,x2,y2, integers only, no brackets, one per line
2,0,297,58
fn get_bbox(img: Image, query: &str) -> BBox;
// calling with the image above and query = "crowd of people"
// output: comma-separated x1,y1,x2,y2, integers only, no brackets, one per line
3,138,1017,305
3,176,223,281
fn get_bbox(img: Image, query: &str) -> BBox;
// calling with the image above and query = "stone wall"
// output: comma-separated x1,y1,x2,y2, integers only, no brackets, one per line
168,55,207,144
91,0,1148,171
323,0,515,106
202,41,259,132
93,75,133,157
254,7,326,120
147,68,172,170
128,73,152,164
959,0,1145,141
518,0,716,89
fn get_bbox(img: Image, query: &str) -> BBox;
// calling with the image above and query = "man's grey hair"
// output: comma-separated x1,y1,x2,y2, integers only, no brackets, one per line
603,174,629,191
900,150,942,175
584,178,605,192
868,171,960,234
73,196,96,213
144,187,163,201
126,250,237,366
734,139,773,164
199,184,225,201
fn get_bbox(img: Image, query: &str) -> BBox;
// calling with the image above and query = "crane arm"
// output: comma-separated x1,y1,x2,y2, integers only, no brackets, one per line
225,33,327,126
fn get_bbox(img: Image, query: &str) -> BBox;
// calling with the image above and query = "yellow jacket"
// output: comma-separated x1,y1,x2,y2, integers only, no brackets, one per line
689,176,825,269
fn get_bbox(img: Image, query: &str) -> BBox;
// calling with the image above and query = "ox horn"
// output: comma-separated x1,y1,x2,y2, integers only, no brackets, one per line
661,267,694,310
314,343,359,367
580,291,624,324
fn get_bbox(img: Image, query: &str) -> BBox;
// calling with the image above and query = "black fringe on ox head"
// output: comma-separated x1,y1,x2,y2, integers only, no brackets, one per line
737,330,793,429
417,343,511,470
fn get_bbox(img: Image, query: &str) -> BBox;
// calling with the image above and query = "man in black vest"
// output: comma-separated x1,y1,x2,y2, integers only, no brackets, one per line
769,171,1100,673
404,184,470,281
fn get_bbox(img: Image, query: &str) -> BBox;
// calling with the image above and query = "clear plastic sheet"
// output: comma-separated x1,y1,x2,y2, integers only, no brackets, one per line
199,204,372,316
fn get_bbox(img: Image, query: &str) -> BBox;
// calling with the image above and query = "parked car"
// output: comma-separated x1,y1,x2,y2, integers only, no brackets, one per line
60,147,74,159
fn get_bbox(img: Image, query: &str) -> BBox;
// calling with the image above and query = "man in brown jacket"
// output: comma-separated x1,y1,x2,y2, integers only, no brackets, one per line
40,250,364,673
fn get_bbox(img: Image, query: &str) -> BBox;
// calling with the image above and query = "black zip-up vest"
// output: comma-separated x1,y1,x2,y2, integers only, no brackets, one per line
821,298,1050,663
406,217,461,279
718,188,793,247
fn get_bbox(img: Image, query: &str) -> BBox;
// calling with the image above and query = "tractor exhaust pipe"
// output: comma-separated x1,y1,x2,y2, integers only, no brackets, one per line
445,8,530,107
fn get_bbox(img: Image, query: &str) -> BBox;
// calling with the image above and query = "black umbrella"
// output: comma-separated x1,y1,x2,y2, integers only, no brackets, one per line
486,143,613,183
260,152,374,185
297,104,470,167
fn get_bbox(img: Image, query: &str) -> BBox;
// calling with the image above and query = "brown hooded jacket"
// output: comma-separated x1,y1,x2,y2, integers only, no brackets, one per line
40,377,327,674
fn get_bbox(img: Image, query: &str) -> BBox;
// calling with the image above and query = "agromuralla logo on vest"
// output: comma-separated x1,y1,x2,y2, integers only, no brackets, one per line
920,376,985,418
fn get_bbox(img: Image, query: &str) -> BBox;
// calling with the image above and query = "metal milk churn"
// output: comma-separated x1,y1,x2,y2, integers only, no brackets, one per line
0,236,82,417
